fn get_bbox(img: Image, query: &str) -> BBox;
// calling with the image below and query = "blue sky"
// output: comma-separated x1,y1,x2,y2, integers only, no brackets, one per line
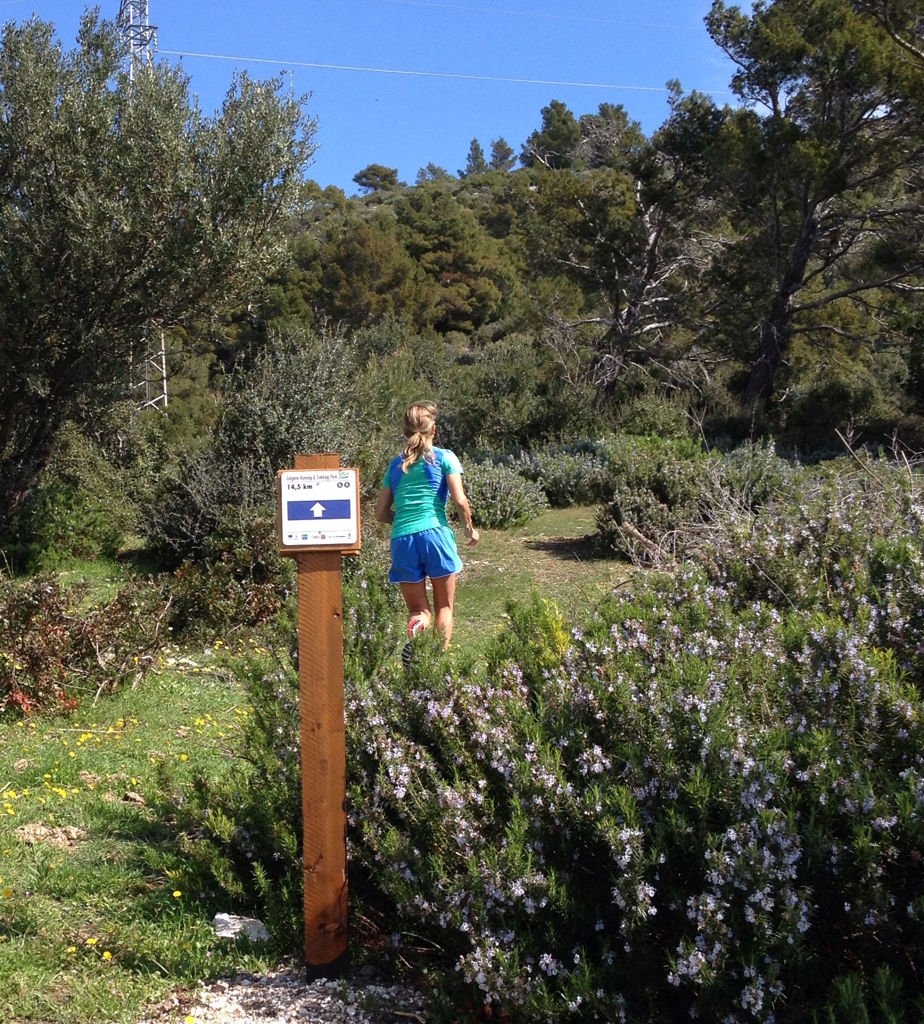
9,1,738,193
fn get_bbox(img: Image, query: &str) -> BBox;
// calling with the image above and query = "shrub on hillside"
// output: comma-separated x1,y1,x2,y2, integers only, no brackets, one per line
698,456,924,670
141,325,375,570
594,436,711,561
441,334,596,451
0,573,169,713
465,460,549,528
592,439,809,566
6,423,138,570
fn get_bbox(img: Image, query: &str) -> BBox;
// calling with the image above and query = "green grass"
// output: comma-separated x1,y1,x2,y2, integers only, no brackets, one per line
0,647,279,1024
0,506,624,1021
454,506,630,650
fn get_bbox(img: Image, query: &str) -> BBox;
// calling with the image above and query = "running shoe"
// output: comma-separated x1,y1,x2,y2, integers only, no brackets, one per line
403,616,427,668
407,616,427,640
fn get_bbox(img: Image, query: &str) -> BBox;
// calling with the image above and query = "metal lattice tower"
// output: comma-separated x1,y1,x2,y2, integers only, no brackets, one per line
118,2,167,410
117,1,157,81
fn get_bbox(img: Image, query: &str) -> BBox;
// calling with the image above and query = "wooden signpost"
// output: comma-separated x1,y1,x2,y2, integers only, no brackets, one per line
276,453,361,978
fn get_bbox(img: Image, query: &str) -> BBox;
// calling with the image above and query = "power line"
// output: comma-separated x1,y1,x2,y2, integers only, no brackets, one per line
159,49,672,93
376,0,680,30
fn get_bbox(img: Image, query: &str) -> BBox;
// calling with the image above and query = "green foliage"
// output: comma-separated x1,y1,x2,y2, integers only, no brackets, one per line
489,137,518,173
464,461,550,529
175,653,305,948
314,207,435,329
196,35,922,439
521,100,582,170
353,164,402,193
593,436,711,560
461,138,489,177
615,391,693,439
393,183,519,334
0,13,315,536
441,334,595,450
7,423,138,570
814,966,923,1024
0,572,169,713
705,0,924,403
700,455,924,634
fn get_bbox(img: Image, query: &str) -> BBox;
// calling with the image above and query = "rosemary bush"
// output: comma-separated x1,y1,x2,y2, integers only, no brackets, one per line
175,462,924,1023
347,571,924,1022
464,460,550,528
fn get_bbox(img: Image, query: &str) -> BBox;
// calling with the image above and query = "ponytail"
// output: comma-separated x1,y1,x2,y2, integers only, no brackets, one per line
401,401,438,472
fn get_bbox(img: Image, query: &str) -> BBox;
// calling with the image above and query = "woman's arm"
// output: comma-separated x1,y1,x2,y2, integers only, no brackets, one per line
375,487,394,525
447,474,479,546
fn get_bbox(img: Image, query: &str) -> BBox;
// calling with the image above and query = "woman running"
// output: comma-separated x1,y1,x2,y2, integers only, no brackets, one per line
375,401,479,649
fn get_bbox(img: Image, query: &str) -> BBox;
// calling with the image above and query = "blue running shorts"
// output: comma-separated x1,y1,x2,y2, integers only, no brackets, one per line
389,526,463,584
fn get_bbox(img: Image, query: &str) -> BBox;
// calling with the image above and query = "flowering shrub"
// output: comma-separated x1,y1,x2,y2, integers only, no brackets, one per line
465,460,550,528
346,567,924,1022
182,460,924,1022
0,573,169,713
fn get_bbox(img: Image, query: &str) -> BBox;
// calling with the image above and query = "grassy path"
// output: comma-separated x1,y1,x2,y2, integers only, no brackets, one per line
454,506,630,650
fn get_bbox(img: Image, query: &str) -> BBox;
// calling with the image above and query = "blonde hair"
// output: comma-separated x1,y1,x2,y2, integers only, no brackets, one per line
401,401,438,472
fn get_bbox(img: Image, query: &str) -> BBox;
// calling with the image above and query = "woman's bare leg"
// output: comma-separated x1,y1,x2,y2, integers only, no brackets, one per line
399,580,432,631
430,574,457,647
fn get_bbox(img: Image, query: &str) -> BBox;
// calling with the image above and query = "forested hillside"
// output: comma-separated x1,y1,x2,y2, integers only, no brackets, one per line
1,0,922,561
196,0,924,452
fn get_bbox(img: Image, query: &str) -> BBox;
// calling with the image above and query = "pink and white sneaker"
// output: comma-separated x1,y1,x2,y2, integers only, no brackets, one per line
403,615,428,668
407,616,428,640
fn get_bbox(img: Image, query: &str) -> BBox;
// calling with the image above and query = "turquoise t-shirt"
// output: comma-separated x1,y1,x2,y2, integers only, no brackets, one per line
382,447,463,539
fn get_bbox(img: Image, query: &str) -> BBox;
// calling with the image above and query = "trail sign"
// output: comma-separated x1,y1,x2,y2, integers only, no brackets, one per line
277,454,357,979
277,468,361,554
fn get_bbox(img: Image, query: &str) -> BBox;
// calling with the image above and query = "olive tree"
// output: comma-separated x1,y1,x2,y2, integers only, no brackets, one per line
0,13,316,533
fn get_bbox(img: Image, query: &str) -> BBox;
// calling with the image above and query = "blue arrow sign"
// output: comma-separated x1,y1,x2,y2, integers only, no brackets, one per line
287,499,353,522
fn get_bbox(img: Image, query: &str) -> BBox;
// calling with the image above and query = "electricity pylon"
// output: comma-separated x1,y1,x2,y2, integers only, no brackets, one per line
117,1,156,81
118,1,167,410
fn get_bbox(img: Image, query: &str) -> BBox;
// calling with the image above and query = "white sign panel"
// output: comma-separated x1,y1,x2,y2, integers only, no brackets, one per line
278,469,359,548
